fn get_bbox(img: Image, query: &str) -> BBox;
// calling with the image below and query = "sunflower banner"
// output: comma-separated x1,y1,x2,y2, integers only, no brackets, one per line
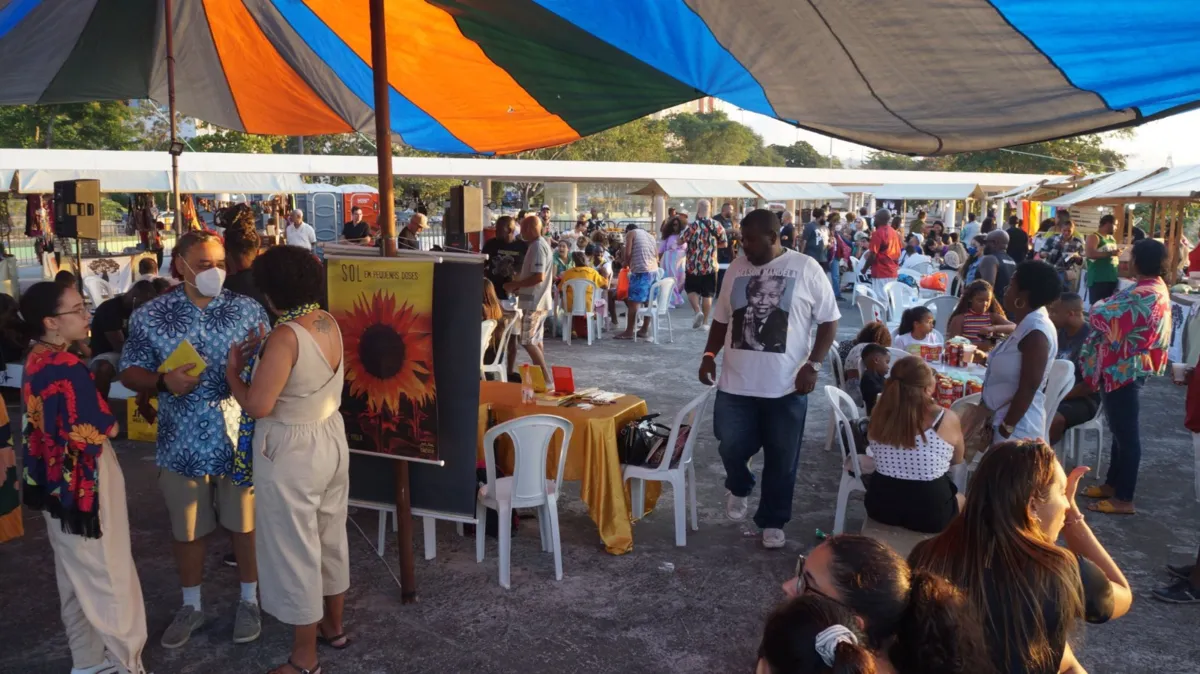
328,256,439,464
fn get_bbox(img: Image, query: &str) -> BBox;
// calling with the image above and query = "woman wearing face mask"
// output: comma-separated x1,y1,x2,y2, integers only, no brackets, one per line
21,281,149,674
226,246,351,674
910,441,1132,674
780,534,993,674
960,235,987,284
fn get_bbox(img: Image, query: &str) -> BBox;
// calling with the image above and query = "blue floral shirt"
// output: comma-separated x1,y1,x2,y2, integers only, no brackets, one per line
119,287,269,477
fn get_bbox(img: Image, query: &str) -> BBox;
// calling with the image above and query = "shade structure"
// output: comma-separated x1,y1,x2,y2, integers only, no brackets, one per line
303,182,379,194
0,169,14,191
631,179,755,199
1103,164,1200,200
2,1,1199,156
869,184,986,201
14,166,305,194
745,182,846,202
1043,168,1166,207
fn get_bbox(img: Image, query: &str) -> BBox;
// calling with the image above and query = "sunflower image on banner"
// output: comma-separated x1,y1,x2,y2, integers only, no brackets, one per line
327,257,438,463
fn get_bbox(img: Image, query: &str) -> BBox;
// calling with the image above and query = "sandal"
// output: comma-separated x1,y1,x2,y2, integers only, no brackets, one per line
317,631,352,650
1152,579,1200,604
1087,499,1136,515
268,659,321,674
1167,563,1195,581
1081,485,1114,499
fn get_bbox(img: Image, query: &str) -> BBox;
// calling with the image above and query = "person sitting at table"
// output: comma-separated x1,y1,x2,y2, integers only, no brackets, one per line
864,356,965,534
892,306,944,355
945,280,1014,348
552,240,572,280
1046,293,1100,445
89,280,158,399
840,322,893,407
859,344,889,415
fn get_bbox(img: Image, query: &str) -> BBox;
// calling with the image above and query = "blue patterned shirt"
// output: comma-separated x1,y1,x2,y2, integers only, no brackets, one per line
119,287,269,477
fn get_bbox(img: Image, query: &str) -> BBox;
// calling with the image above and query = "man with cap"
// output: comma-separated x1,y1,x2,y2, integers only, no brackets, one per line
539,205,552,230
863,208,901,298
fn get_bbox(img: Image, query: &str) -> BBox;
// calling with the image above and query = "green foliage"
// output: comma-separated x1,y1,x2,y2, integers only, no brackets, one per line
188,124,286,154
861,151,922,170
766,141,840,168
0,102,141,150
864,133,1128,174
665,111,761,165
744,144,786,167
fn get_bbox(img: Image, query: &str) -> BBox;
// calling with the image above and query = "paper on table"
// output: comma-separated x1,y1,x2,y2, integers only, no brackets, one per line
158,339,207,377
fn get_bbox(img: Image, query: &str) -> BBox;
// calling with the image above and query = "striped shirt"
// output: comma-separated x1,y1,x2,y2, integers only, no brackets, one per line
626,228,659,274
961,311,992,341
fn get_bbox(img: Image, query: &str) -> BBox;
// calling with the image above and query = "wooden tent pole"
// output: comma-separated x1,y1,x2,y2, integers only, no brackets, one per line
369,0,416,604
164,0,181,233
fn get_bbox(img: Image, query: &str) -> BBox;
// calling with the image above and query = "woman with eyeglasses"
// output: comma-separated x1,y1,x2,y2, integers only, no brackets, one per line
979,261,1061,444
909,441,1131,674
18,281,149,673
780,534,993,674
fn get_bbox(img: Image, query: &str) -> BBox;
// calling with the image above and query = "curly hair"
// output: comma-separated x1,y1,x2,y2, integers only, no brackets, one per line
251,245,325,312
224,217,261,262
854,321,893,348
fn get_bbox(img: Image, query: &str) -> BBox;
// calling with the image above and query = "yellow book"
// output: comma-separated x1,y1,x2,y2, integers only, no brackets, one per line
157,339,207,377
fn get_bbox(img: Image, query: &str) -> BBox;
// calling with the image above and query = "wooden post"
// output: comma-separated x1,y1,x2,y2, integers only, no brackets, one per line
164,0,181,233
369,0,415,604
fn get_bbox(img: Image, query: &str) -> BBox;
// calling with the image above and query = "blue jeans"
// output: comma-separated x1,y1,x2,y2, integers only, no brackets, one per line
829,262,842,299
1102,378,1144,502
713,390,809,529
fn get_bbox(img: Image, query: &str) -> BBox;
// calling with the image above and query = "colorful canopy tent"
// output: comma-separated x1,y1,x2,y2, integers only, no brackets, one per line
3,0,1200,156
745,182,847,202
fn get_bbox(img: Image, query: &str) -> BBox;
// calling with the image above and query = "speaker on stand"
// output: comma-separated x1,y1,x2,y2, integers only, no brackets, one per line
53,179,102,293
445,185,482,251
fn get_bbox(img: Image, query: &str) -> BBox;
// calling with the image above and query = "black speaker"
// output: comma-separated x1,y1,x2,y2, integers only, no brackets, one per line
447,185,483,236
53,179,101,239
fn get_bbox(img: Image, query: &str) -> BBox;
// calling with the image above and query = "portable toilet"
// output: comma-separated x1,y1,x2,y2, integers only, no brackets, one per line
295,185,343,242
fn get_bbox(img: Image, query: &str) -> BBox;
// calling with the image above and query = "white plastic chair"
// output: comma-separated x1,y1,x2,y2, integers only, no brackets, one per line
479,320,497,372
1043,360,1075,439
856,293,888,327
949,274,963,297
949,393,983,492
634,277,676,344
922,295,959,335
476,415,574,589
482,316,517,382
82,276,114,307
908,260,937,276
850,255,866,284
884,281,918,321
560,279,602,345
1063,406,1106,474
823,341,844,452
901,254,932,270
624,387,714,546
886,347,915,373
826,386,867,534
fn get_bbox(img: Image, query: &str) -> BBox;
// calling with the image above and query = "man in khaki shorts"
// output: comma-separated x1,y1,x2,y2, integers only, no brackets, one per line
505,215,554,382
119,231,270,649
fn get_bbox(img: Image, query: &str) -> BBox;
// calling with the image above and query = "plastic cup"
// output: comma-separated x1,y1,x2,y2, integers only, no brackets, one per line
1173,362,1189,384
960,344,977,367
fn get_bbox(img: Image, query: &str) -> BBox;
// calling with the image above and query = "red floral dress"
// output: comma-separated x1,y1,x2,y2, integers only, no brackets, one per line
23,343,116,538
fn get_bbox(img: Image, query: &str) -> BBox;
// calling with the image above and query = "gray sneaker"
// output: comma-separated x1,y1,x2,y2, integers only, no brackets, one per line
232,600,262,644
161,605,205,649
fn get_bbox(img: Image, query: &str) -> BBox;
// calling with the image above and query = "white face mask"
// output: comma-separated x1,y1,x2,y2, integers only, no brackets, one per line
181,259,226,297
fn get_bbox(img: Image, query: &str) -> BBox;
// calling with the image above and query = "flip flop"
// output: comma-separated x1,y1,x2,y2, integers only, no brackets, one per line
268,659,321,674
1087,499,1136,515
1080,485,1114,499
613,334,633,341
317,632,352,650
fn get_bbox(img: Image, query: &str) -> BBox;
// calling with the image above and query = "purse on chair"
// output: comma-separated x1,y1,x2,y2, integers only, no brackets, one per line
618,414,672,466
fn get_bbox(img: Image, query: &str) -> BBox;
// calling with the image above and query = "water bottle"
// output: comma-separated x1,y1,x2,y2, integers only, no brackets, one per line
520,365,535,404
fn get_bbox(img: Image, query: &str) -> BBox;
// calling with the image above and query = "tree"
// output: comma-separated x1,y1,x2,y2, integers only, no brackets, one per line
744,144,785,167
665,111,761,165
0,102,141,150
861,151,922,170
768,141,823,168
930,133,1129,174
189,123,286,154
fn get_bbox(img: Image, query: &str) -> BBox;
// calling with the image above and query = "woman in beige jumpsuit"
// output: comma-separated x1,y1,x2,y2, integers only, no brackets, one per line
226,247,350,674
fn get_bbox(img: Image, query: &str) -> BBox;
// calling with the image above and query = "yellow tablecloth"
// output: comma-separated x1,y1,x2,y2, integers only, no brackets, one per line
478,381,661,554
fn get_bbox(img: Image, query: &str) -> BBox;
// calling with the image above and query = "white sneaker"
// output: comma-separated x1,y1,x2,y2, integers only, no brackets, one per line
762,528,786,549
692,313,705,329
726,492,749,521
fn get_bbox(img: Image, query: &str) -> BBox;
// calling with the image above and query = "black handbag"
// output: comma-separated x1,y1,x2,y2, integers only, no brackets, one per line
618,414,671,466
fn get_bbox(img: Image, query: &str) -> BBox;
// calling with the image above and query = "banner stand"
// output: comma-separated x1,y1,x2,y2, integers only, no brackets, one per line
324,247,485,602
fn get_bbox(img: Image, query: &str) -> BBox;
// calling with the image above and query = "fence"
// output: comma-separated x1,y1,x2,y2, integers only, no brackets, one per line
3,215,174,268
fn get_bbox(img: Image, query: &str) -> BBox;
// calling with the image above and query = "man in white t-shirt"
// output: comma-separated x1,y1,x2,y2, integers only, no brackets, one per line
504,215,554,382
285,209,317,250
698,209,841,549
